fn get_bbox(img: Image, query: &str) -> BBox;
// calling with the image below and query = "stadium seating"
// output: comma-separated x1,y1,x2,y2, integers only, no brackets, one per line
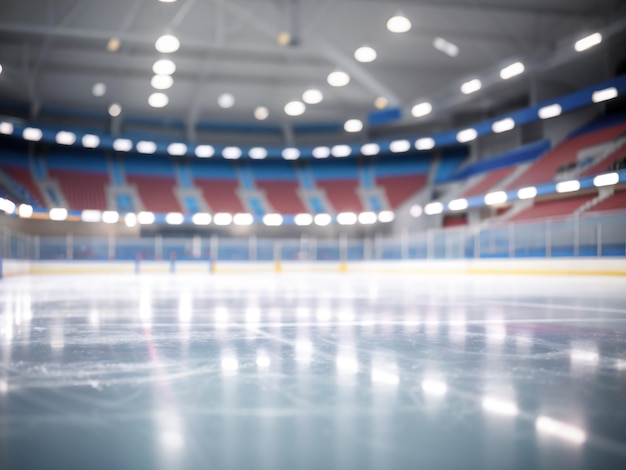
587,190,626,213
49,169,108,210
443,214,467,228
580,141,626,176
195,179,246,213
462,167,515,198
256,180,308,214
126,175,182,213
509,194,596,222
506,121,626,190
2,165,45,207
317,179,363,212
377,174,428,208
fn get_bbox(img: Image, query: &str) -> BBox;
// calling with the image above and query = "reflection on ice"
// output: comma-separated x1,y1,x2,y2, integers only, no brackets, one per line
256,352,271,369
421,379,448,396
336,352,359,375
215,306,229,324
161,429,185,451
316,308,331,322
295,339,313,364
536,416,587,445
221,355,239,373
482,397,519,417
178,292,192,323
570,343,599,367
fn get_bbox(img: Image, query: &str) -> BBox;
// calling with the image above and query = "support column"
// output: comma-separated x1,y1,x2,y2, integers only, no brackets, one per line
155,235,162,261
249,235,257,261
339,234,347,272
108,234,115,260
66,233,73,260
401,229,409,260
546,222,552,257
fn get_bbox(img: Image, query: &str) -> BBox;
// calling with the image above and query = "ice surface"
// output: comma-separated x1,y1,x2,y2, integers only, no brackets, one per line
1,273,626,469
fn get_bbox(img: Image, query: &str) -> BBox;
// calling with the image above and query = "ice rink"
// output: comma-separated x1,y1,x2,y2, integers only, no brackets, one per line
1,272,626,469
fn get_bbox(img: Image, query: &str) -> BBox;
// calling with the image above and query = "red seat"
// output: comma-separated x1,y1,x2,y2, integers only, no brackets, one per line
463,167,514,198
195,179,245,213
127,175,182,213
317,179,363,212
256,181,307,214
587,190,626,213
2,165,45,207
49,169,108,210
377,174,428,208
510,194,596,222
507,122,626,190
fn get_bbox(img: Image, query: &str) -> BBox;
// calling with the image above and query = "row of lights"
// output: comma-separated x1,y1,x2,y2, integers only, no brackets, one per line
2,203,396,227
279,12,418,121
441,85,618,146
411,172,621,217
3,173,619,225
408,32,605,119
1,79,618,161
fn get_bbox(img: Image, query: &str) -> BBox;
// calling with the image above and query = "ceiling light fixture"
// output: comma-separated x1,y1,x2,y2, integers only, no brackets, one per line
137,140,157,154
107,38,121,52
108,103,122,117
148,92,169,108
492,117,515,133
55,131,76,145
195,145,214,158
167,143,187,156
374,96,388,109
0,122,14,135
592,87,618,103
415,137,435,150
456,128,478,143
312,146,331,159
82,134,100,148
390,139,410,153
282,147,300,160
387,14,411,33
433,37,459,57
344,119,363,133
152,59,176,75
331,144,351,158
327,71,350,87
218,93,235,109
222,146,242,159
155,34,180,53
151,74,174,90
354,46,377,63
284,101,306,116
302,89,323,104
500,61,525,80
461,78,482,95
23,127,42,141
113,138,132,152
361,143,380,156
411,102,432,118
249,147,268,159
538,103,562,119
254,106,269,120
92,83,106,97
575,32,602,52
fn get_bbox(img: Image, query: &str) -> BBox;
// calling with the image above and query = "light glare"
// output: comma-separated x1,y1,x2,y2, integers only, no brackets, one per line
593,172,619,187
575,32,602,52
555,180,580,193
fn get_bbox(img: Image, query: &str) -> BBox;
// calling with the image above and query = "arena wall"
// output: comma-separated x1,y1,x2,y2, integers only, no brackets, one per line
2,258,625,277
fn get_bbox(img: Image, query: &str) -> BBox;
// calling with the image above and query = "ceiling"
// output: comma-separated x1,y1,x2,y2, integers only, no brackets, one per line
0,0,625,144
